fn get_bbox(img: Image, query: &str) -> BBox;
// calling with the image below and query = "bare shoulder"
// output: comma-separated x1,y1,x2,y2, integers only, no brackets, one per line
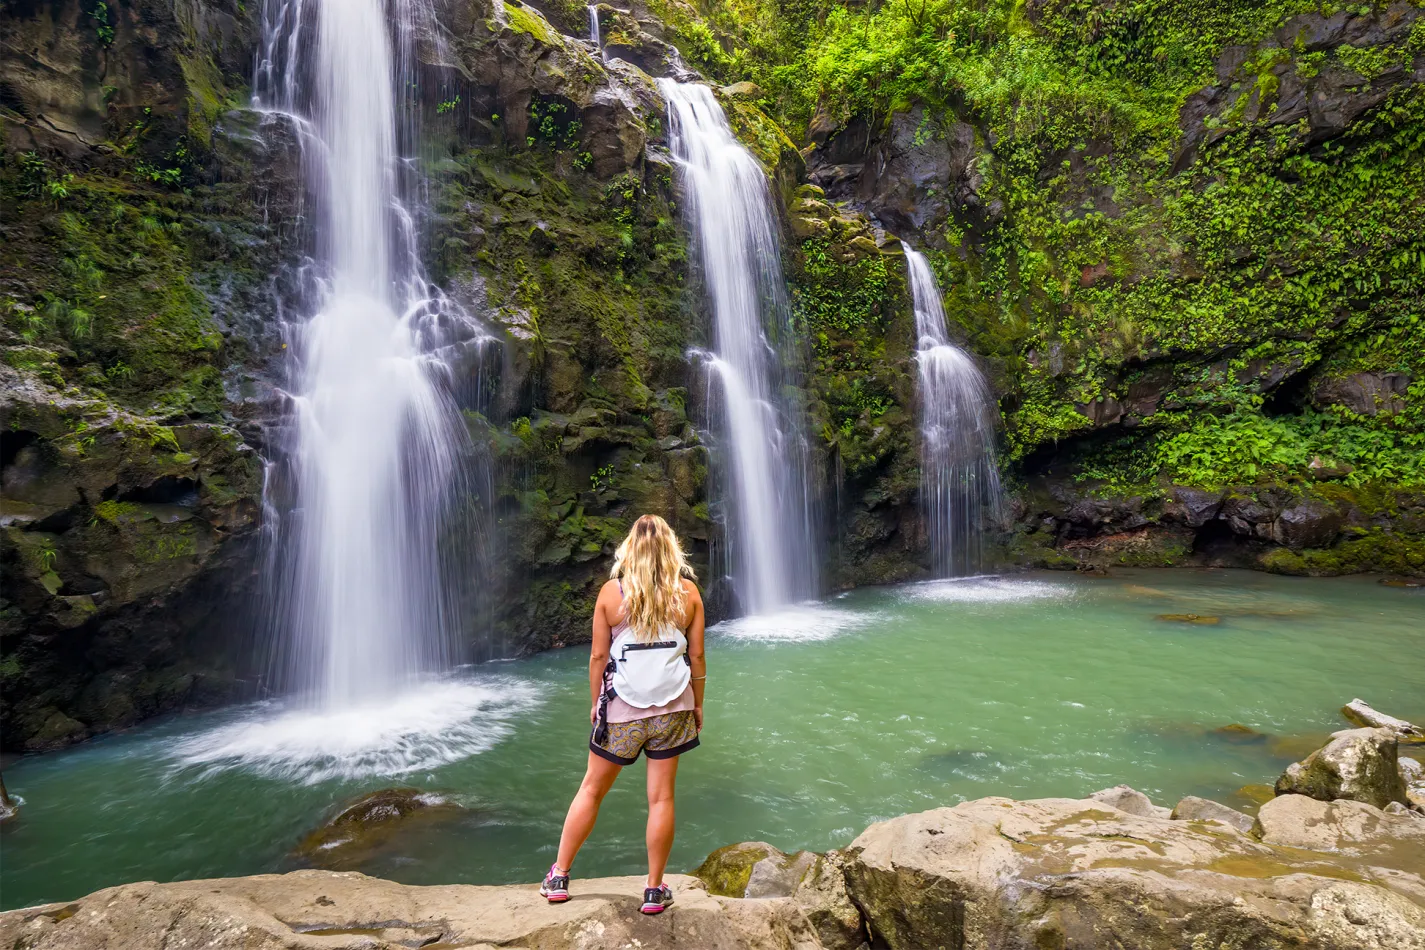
681,577,703,608
598,578,622,603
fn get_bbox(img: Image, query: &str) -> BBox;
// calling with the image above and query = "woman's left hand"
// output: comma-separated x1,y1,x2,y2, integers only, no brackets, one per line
590,703,598,725
693,706,703,733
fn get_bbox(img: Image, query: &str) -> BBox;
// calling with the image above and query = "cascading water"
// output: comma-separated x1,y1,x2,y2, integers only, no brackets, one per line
658,81,819,614
587,5,601,49
903,245,1003,576
251,0,490,708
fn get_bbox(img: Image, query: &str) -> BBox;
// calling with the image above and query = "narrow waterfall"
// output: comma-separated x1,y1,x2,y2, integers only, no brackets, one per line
253,0,487,706
587,5,601,48
658,81,819,614
902,246,1002,576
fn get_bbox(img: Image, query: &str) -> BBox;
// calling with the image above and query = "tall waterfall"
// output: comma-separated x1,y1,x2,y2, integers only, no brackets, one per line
253,0,487,707
903,246,1002,576
587,5,601,48
659,81,818,614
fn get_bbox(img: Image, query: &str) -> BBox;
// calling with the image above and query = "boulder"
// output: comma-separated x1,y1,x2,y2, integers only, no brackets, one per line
1312,371,1411,416
1253,794,1425,862
0,870,821,950
1276,727,1409,809
694,841,815,899
1170,795,1256,833
844,796,1425,950
791,851,866,950
1089,784,1171,818
1273,496,1344,548
1343,698,1424,740
293,788,464,870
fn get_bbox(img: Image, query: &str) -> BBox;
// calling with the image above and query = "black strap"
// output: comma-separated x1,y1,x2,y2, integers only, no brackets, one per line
592,657,617,744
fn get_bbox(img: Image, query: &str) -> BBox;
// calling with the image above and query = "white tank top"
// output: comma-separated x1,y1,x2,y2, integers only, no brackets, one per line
609,620,692,709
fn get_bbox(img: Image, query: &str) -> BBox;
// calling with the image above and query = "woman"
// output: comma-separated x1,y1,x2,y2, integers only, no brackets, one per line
539,514,706,915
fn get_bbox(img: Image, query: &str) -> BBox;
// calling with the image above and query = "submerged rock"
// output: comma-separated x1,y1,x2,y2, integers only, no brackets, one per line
1089,784,1172,818
1155,613,1221,624
1170,795,1255,833
1210,722,1268,744
1275,727,1409,809
293,788,463,870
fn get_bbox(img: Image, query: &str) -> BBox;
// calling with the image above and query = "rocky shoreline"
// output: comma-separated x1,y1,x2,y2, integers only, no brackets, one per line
4,704,1423,949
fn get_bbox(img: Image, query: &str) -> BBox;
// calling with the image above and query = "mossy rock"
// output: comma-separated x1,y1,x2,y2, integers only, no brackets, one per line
294,788,465,871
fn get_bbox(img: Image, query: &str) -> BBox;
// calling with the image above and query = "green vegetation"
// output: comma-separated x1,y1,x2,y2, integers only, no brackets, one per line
661,0,1424,496
1,151,226,418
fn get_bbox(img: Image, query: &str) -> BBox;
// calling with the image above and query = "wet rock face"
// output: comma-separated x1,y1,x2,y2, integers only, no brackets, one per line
807,107,989,239
1276,727,1410,809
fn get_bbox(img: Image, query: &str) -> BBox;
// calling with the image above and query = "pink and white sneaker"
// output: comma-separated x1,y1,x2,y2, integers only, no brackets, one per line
640,883,673,915
540,864,570,903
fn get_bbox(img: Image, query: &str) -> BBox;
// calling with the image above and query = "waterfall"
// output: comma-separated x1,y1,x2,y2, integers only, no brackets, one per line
658,80,818,614
587,5,601,49
253,0,489,707
902,245,1002,576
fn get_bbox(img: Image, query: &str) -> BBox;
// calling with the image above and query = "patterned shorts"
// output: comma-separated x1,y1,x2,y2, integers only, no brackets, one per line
591,710,700,766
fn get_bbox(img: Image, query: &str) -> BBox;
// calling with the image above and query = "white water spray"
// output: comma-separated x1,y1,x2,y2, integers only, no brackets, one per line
254,0,489,707
903,245,1002,576
659,81,818,613
587,4,601,49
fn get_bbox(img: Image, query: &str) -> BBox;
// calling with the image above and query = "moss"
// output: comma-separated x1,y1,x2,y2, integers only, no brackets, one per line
503,2,555,44
91,501,143,525
1260,529,1425,577
694,842,779,898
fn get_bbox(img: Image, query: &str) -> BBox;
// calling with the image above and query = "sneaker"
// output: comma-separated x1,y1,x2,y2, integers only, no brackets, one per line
540,864,570,903
640,883,673,915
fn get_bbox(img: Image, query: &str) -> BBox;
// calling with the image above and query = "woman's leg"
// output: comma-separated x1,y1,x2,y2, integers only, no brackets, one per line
555,752,623,872
644,754,680,887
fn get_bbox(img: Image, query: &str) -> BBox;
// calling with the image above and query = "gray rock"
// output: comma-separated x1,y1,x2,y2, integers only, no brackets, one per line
1273,497,1343,549
792,850,866,950
1343,698,1424,739
1253,793,1425,858
0,870,820,950
1276,727,1409,809
1170,795,1255,833
1090,784,1171,819
1312,371,1411,416
694,840,815,899
846,796,1425,950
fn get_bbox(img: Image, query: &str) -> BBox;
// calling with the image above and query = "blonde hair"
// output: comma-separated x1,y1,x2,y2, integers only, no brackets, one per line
611,514,695,641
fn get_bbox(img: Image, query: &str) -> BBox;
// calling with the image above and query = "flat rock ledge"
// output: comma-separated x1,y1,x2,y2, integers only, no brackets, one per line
5,794,1424,950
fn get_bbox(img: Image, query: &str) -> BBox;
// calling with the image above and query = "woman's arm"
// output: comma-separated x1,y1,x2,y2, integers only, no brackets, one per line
684,580,706,730
588,580,616,723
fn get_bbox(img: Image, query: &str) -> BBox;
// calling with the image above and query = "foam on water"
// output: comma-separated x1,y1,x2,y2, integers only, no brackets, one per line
710,603,883,642
170,677,540,784
900,576,1071,604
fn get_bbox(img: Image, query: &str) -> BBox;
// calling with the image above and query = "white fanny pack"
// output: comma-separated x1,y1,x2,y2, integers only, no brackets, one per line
609,626,691,708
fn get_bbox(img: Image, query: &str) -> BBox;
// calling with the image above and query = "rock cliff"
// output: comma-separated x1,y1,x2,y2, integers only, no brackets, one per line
4,0,1424,749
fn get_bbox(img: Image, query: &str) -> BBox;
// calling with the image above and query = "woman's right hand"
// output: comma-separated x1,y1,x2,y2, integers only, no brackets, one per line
693,706,703,733
590,703,599,725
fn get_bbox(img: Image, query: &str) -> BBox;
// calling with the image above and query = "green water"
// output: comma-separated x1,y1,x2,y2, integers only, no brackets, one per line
3,569,1422,911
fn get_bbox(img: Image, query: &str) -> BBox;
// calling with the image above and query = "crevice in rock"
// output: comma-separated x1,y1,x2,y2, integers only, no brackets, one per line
0,429,39,471
1263,365,1314,417
118,477,201,507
